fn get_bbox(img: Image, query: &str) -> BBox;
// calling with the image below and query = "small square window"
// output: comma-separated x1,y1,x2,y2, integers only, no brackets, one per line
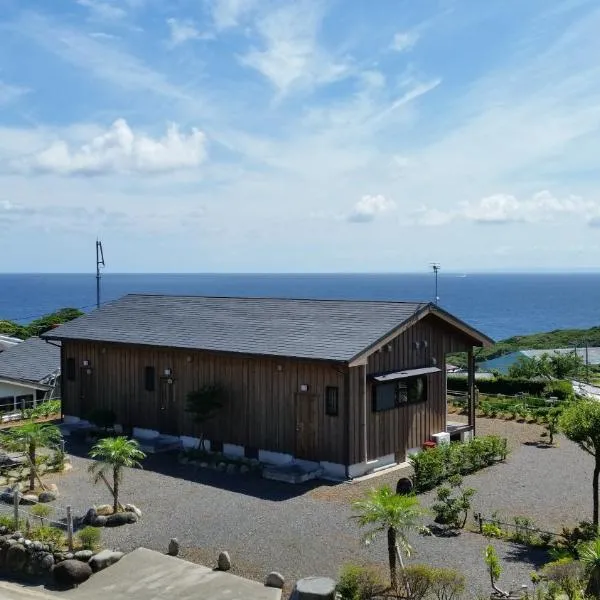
325,386,339,416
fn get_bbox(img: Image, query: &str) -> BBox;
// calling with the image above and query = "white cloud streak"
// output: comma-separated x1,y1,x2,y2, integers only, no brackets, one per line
76,0,126,20
0,80,28,106
391,30,419,52
347,195,395,223
16,119,207,176
209,0,257,30
166,18,212,46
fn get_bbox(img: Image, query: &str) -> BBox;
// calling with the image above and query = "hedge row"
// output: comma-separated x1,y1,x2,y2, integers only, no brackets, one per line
409,435,509,493
447,376,573,400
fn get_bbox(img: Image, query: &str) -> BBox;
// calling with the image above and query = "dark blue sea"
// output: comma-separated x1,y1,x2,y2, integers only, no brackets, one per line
0,273,599,341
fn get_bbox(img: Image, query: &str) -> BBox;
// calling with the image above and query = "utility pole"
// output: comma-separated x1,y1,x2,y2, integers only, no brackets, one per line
430,263,441,304
96,240,105,310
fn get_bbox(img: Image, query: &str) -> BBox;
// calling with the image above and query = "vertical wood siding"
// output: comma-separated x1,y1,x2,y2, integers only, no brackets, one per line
60,342,347,463
347,314,478,464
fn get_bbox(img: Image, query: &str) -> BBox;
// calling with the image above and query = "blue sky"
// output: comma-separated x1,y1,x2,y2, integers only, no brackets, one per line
1,0,599,273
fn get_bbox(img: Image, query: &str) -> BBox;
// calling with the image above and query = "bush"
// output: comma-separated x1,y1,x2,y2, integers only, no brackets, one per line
481,523,503,538
30,504,52,525
544,380,574,401
541,559,585,600
0,514,25,532
409,436,508,492
512,516,538,545
557,521,597,556
77,526,102,550
32,525,65,549
400,564,435,600
431,475,475,529
448,376,548,396
430,567,465,600
336,564,384,600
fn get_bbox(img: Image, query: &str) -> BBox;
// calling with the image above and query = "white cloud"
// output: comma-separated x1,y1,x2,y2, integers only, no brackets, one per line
76,0,126,20
347,195,396,223
166,18,212,46
17,119,208,176
209,0,257,30
239,2,349,96
0,80,28,106
391,30,419,52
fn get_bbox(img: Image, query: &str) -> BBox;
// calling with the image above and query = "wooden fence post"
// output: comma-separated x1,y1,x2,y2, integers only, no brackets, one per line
67,506,73,552
13,489,19,530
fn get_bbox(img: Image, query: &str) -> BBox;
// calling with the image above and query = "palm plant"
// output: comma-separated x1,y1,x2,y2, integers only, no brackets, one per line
352,485,425,590
88,437,146,513
579,536,600,598
1,422,62,491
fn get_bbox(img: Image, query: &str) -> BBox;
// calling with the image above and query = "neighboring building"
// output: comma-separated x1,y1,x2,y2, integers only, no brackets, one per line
479,347,600,375
0,337,61,416
45,294,492,478
0,335,22,352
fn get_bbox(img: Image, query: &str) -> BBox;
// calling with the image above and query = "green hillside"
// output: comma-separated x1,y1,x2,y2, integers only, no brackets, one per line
449,325,600,367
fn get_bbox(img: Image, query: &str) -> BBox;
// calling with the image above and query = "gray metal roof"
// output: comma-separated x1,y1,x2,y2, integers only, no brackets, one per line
44,294,430,362
0,336,60,383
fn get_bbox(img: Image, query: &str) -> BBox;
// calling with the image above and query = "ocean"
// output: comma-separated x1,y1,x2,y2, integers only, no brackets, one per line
0,273,599,342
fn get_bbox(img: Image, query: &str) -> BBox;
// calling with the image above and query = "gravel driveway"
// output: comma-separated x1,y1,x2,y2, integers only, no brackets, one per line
36,420,591,598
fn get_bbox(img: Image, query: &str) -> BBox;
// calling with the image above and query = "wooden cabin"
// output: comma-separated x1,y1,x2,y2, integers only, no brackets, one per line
44,295,492,478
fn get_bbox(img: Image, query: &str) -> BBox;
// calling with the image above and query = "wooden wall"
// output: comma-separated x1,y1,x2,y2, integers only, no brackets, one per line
60,342,348,463
347,314,477,465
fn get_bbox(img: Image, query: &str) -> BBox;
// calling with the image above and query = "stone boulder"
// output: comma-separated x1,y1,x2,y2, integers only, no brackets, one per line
217,551,231,571
124,503,142,518
20,494,39,505
6,543,27,571
53,559,93,587
290,576,336,600
168,538,180,556
105,511,137,527
82,507,98,526
38,490,58,503
265,572,285,589
88,549,124,573
74,550,94,561
90,515,107,527
96,504,113,516
40,553,55,571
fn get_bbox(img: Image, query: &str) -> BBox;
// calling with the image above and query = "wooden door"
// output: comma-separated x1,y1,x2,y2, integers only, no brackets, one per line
158,377,179,435
295,393,318,461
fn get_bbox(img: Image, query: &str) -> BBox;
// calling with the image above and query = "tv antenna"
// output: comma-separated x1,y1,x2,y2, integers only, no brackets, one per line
430,263,440,304
96,240,105,310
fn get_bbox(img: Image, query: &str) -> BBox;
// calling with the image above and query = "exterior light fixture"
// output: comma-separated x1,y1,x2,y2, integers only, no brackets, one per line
300,384,309,392
82,360,90,367
164,368,172,376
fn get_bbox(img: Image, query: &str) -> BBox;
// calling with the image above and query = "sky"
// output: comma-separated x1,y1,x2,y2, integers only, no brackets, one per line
0,0,599,273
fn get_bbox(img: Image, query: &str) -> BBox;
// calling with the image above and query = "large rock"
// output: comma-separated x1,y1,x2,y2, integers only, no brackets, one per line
96,504,113,516
124,503,142,518
20,494,39,505
53,559,93,587
291,576,336,600
40,553,55,571
90,515,107,527
38,490,58,503
265,572,285,589
74,550,93,561
217,551,231,571
6,543,27,571
88,549,124,572
168,538,180,556
105,511,137,527
83,507,98,526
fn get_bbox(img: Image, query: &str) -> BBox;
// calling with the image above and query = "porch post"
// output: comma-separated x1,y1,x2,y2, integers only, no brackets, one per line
467,348,476,436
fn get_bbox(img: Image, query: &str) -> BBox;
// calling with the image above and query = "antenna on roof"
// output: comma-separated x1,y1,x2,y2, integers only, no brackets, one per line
96,239,105,310
430,263,440,304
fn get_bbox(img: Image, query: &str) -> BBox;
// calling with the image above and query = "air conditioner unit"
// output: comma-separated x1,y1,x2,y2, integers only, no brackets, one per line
432,432,451,446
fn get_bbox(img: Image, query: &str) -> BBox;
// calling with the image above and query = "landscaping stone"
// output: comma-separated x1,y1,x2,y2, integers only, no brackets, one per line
91,515,108,527
32,541,43,552
124,503,142,518
96,504,113,516
217,462,227,471
105,511,138,527
38,490,58,503
75,550,94,561
65,553,74,560
6,543,27,571
265,571,285,589
240,465,250,474
168,538,180,556
217,550,231,571
89,549,124,572
53,559,93,586
20,494,39,505
83,507,98,525
40,552,54,571
200,462,209,468
17,537,25,545
291,576,336,599
226,463,237,474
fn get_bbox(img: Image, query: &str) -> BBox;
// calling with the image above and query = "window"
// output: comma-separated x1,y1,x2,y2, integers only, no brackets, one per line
373,376,427,412
0,397,14,412
66,358,76,381
16,394,34,410
325,386,339,416
35,390,46,401
144,366,156,392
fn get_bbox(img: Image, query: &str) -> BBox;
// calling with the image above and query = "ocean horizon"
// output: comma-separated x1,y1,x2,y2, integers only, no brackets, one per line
1,272,599,342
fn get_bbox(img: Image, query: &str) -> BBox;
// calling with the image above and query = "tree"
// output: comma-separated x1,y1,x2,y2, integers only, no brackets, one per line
508,355,551,379
484,545,509,597
185,384,226,449
26,308,83,337
352,486,425,590
508,351,583,380
579,537,600,598
1,422,63,491
560,401,600,529
88,437,146,513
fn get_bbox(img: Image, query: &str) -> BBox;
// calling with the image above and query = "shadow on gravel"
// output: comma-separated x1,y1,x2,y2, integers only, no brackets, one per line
65,438,339,502
502,543,549,568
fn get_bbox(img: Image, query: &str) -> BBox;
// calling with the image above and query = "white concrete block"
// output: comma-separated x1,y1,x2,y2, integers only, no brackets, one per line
180,436,200,449
223,443,245,458
258,449,293,466
133,427,160,440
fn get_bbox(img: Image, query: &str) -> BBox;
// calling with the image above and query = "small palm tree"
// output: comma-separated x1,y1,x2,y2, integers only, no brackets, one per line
2,422,62,491
352,486,425,590
88,437,146,513
579,536,600,598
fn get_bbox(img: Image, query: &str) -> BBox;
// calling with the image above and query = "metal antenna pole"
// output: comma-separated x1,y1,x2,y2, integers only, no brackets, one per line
96,240,105,310
430,263,441,304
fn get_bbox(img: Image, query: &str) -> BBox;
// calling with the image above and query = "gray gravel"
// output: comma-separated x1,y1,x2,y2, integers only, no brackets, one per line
43,430,592,599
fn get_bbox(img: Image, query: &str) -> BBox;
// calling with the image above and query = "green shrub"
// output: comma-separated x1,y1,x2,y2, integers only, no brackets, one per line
482,523,504,538
47,448,67,472
431,475,476,529
336,564,384,600
544,380,574,401
430,567,466,600
0,514,25,532
512,516,538,545
32,525,65,549
448,376,548,396
30,504,52,525
400,564,435,600
409,436,508,492
557,521,597,557
77,526,102,550
541,559,585,600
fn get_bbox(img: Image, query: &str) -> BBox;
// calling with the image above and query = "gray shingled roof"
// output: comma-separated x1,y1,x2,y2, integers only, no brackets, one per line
45,295,429,362
0,337,60,383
